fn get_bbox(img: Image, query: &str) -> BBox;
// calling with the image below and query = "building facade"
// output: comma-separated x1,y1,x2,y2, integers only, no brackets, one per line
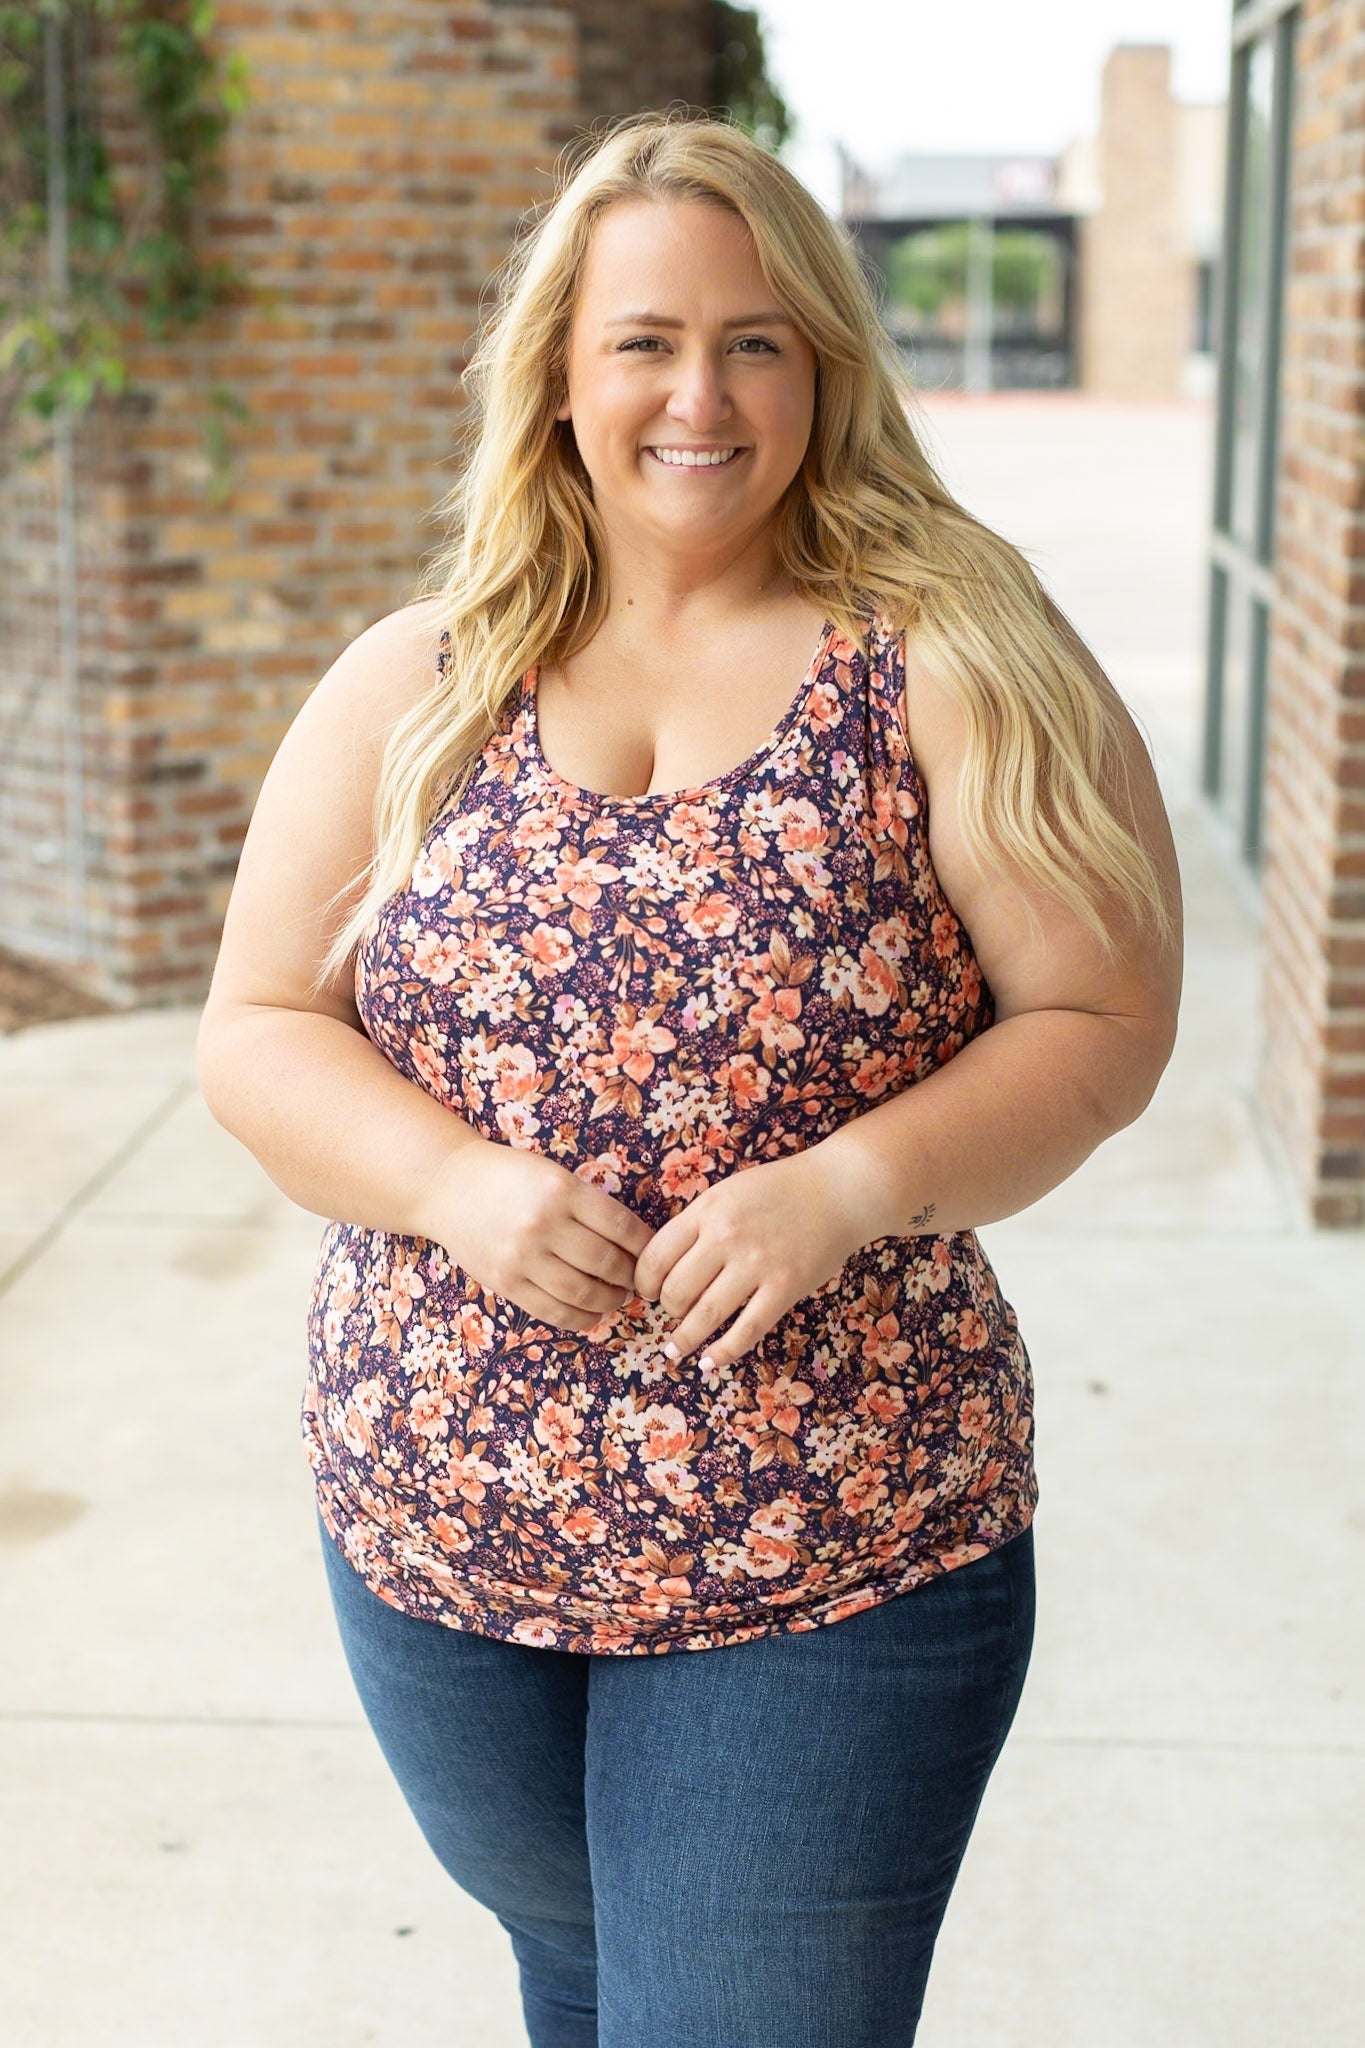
1204,0,1365,1225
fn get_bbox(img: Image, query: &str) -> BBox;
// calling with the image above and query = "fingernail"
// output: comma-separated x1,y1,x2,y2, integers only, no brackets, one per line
699,1353,714,1371
662,1340,678,1360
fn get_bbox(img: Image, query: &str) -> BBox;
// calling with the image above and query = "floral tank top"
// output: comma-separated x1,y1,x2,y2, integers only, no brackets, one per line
302,605,1039,1653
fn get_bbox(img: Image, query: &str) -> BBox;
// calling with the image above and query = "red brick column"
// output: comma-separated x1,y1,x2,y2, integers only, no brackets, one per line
1259,0,1365,1225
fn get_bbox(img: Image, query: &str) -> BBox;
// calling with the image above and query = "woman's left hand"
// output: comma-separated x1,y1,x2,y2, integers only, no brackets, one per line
631,1145,884,1373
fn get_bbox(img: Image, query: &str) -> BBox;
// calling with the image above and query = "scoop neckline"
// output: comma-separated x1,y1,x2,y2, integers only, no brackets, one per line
520,616,836,809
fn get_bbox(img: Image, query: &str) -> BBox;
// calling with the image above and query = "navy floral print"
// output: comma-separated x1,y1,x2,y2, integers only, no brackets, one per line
303,606,1039,1652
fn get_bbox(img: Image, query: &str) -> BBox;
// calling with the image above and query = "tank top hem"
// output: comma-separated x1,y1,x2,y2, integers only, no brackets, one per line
309,1454,1039,1655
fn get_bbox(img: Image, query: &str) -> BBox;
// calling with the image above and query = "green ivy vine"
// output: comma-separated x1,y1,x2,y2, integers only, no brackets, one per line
0,0,254,503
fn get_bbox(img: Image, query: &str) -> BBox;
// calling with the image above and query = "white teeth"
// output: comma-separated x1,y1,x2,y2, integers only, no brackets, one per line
648,447,739,467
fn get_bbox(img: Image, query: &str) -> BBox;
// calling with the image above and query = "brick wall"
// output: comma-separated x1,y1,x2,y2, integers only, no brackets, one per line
1258,0,1365,1226
0,0,717,1006
1080,44,1193,396
569,0,713,126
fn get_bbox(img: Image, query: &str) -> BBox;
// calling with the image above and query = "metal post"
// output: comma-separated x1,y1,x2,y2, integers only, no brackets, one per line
964,213,994,393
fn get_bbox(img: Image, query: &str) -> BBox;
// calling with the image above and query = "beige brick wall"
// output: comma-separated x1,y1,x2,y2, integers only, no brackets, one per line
1259,0,1365,1225
1079,44,1193,396
0,0,717,1005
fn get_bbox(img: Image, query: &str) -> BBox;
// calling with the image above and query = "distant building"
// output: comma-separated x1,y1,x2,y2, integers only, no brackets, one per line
842,45,1224,399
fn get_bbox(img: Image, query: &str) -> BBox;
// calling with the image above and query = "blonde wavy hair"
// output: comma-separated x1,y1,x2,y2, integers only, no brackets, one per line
311,109,1174,999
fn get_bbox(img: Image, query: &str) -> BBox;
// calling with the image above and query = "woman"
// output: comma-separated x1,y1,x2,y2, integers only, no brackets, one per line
197,113,1182,2048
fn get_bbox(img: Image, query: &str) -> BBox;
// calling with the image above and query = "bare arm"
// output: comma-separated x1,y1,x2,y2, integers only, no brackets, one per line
817,605,1183,1239
196,598,471,1236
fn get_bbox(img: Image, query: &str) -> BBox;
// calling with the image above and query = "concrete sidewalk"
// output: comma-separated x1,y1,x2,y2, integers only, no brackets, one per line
1,396,1361,2047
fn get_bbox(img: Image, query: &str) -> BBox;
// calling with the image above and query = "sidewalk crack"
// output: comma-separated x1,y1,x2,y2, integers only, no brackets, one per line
0,1077,198,1301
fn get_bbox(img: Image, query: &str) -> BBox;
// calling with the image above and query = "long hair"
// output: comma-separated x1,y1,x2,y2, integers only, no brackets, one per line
310,110,1175,999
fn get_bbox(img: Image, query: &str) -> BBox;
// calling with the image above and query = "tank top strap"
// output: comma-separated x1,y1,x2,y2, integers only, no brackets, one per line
856,603,913,778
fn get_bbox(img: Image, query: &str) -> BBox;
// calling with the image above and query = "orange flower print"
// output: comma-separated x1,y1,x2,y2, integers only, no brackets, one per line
535,1398,583,1458
869,783,910,851
644,1457,700,1507
558,1505,610,1545
554,850,622,910
807,678,841,732
906,1240,954,1303
931,909,960,960
408,1388,454,1441
852,1047,900,1098
860,1312,913,1375
301,612,1038,1657
459,1305,495,1352
783,847,835,900
446,1442,499,1506
576,1147,632,1194
523,923,577,978
665,800,721,853
679,892,740,941
510,1619,561,1647
750,1496,806,1539
838,1463,890,1516
852,946,901,1017
610,1012,677,1084
411,930,464,984
411,830,469,898
957,1392,993,1441
411,1035,451,1097
775,796,826,852
867,917,913,964
337,1378,386,1459
428,1511,474,1553
495,1100,541,1145
741,1531,799,1578
511,805,571,854
746,984,804,1053
490,1042,541,1102
756,1372,815,1435
638,1403,694,1464
370,1258,426,1352
717,1053,770,1110
658,1145,712,1201
859,1380,907,1424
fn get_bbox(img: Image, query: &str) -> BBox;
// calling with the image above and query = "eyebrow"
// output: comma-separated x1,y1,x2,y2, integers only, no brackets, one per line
603,311,795,328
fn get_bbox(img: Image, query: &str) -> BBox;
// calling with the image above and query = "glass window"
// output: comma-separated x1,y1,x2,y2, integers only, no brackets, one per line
1202,6,1295,871
1230,35,1276,556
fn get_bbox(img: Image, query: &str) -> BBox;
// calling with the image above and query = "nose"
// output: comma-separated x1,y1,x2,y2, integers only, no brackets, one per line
664,348,733,432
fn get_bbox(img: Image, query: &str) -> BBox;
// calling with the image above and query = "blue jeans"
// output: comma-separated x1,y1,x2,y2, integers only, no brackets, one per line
318,1510,1036,2048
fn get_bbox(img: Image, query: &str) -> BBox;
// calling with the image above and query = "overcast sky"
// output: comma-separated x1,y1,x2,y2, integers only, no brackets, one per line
762,0,1233,203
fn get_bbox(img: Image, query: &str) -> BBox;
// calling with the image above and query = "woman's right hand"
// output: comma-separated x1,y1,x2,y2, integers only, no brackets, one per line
415,1137,655,1333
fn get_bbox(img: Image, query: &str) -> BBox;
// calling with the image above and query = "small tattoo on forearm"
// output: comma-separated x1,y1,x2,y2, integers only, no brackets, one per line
908,1200,937,1229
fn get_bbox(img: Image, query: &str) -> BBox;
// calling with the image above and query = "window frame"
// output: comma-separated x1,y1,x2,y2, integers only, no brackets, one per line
1202,0,1297,872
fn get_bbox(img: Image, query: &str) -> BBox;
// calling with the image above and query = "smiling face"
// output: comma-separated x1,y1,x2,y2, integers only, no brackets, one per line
555,197,818,572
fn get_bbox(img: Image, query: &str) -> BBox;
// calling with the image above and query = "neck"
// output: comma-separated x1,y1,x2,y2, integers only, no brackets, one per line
592,517,792,634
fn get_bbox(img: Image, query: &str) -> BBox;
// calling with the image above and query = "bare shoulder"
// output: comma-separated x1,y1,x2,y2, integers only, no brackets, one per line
201,596,448,1027
897,612,1182,1033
